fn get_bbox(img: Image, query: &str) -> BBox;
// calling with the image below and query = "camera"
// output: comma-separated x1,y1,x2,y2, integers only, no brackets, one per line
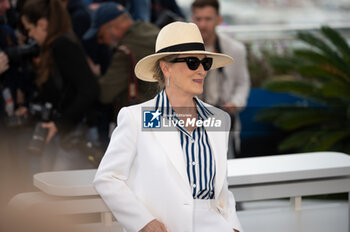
27,102,53,155
60,125,106,167
2,40,40,63
4,114,29,127
1,88,29,127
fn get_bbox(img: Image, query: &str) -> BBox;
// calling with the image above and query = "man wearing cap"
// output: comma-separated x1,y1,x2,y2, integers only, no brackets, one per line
84,2,159,110
191,0,250,157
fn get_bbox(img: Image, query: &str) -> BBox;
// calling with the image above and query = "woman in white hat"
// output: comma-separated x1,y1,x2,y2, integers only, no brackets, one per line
93,22,243,232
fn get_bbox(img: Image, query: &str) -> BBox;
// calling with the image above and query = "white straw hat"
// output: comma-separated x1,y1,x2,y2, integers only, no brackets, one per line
134,21,233,82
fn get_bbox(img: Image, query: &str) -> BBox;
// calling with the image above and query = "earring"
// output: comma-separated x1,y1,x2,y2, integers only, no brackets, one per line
167,77,170,87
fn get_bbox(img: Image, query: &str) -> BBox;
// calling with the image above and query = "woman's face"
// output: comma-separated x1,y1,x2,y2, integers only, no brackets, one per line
164,54,208,98
21,16,48,45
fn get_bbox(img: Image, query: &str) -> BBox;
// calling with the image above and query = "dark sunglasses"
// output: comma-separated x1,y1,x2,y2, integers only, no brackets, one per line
170,57,213,71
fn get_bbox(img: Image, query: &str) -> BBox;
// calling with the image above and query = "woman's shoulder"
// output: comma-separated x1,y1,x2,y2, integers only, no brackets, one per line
120,97,158,115
51,34,85,61
115,97,158,130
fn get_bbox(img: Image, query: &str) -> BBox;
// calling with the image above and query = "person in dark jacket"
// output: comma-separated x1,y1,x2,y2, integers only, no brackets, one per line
60,0,112,76
21,0,99,170
84,2,159,141
84,2,159,106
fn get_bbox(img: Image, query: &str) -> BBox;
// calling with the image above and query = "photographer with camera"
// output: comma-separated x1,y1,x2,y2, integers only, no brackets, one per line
1,0,39,129
20,0,99,171
1,0,12,123
0,0,37,204
0,0,19,130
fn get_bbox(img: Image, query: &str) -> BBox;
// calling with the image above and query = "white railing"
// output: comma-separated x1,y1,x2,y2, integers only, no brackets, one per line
7,152,350,231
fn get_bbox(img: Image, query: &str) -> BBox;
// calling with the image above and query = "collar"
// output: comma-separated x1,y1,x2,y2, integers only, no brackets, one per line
154,89,214,120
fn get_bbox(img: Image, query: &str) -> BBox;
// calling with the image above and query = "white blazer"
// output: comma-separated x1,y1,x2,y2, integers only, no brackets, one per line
93,96,243,232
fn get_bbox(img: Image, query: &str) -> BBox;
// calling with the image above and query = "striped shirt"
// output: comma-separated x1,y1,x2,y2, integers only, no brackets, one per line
154,90,216,199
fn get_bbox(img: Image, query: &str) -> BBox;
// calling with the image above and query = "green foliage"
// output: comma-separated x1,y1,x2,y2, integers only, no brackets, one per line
246,41,293,87
258,26,350,154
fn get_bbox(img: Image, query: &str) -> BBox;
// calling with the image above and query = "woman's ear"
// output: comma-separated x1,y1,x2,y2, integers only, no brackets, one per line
37,18,48,31
159,60,171,77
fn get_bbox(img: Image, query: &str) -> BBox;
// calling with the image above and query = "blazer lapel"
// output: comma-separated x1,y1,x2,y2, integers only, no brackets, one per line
152,123,192,194
207,128,228,200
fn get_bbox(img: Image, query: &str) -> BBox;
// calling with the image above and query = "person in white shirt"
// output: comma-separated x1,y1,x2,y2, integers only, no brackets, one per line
191,0,250,157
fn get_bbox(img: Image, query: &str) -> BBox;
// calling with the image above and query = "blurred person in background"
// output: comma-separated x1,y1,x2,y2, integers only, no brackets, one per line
1,0,12,128
0,0,34,208
20,0,99,170
88,0,185,29
0,0,10,16
125,0,185,27
1,0,36,126
0,0,10,186
60,0,91,40
1,0,33,136
60,0,113,76
150,0,185,28
191,0,250,158
83,2,159,140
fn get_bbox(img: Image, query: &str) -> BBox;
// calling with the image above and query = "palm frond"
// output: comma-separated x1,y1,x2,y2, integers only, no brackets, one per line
258,26,350,154
255,106,290,123
295,49,350,81
263,80,342,105
278,130,315,151
297,65,350,84
294,49,330,64
279,128,350,152
320,81,350,102
321,26,350,62
273,107,338,130
297,33,350,76
269,56,306,73
301,129,350,152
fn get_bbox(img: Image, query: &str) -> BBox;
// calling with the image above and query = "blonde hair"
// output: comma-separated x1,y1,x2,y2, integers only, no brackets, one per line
152,55,178,88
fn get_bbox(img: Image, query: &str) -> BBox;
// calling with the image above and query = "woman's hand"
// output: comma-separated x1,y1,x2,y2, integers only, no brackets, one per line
15,106,28,117
0,52,9,74
41,121,58,143
140,219,167,232
87,57,101,76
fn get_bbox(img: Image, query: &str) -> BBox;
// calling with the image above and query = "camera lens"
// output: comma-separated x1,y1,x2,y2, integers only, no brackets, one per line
27,122,48,155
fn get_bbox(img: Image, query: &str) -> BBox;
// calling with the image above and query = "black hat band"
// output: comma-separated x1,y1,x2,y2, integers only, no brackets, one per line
156,42,205,53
